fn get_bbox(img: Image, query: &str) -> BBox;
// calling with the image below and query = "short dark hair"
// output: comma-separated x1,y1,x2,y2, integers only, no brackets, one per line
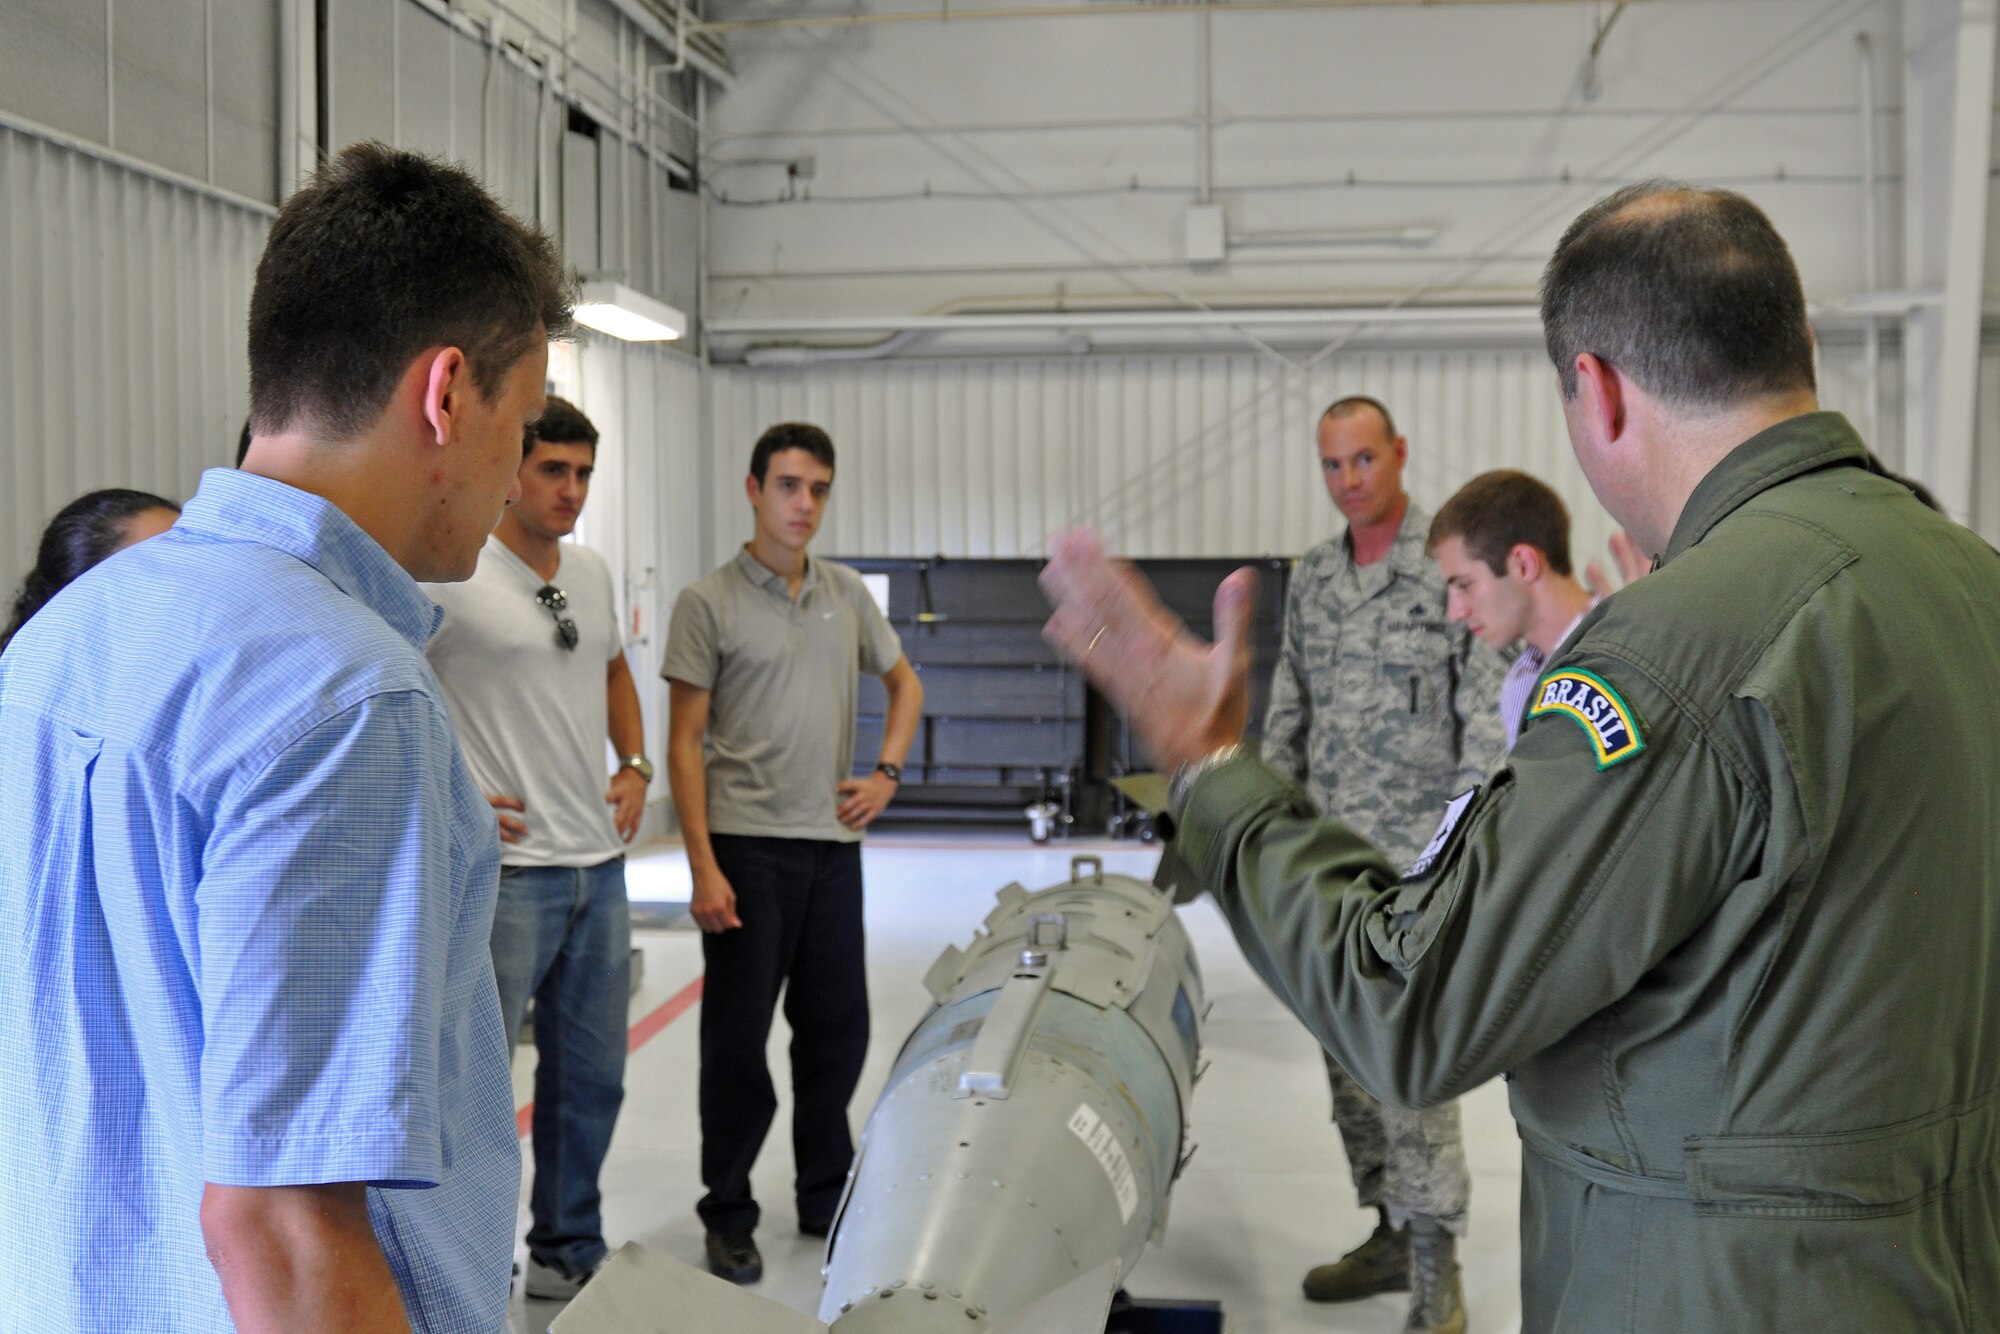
247,141,574,441
4,489,182,653
235,418,253,467
1541,180,1815,409
750,422,836,485
528,395,599,456
1321,395,1397,440
1428,470,1574,578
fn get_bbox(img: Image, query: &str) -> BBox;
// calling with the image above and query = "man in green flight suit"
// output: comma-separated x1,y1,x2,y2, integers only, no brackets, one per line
1042,182,2000,1331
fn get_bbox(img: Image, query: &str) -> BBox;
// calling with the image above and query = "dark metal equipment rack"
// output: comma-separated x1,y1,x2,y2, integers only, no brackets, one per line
846,556,1292,839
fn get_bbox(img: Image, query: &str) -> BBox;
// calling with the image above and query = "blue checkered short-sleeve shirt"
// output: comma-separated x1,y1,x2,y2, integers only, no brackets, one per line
0,470,516,1331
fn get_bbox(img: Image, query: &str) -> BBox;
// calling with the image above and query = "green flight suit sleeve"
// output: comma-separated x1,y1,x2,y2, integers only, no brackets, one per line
1260,569,1311,786
1178,645,1770,1108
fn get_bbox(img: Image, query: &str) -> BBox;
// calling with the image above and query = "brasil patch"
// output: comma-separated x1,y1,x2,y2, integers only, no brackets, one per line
1528,668,1644,769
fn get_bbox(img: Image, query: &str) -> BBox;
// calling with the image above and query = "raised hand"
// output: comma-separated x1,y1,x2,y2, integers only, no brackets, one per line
1039,529,1256,774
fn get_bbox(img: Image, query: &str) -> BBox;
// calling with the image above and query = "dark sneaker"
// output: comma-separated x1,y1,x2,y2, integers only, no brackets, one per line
1405,1216,1467,1334
1302,1218,1410,1303
523,1254,603,1301
799,1216,833,1239
705,1230,763,1284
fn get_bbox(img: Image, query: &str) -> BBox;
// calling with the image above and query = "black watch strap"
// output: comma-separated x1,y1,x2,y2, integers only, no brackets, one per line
875,761,902,783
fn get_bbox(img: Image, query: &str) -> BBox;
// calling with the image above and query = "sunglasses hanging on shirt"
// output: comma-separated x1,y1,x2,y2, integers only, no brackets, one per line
535,584,580,651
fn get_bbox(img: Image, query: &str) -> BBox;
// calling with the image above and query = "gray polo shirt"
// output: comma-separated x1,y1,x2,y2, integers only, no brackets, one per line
663,548,903,843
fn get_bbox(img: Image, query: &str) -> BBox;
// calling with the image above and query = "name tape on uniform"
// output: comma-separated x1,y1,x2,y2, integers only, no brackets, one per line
1528,668,1644,769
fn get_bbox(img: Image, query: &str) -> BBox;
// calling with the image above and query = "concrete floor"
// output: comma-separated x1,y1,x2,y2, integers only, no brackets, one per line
507,835,1523,1334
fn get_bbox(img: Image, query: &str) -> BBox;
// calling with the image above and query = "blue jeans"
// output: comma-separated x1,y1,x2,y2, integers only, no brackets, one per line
491,856,630,1276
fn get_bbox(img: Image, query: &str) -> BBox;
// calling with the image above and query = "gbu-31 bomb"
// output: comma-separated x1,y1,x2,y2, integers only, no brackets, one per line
815,853,1205,1332
553,855,1206,1334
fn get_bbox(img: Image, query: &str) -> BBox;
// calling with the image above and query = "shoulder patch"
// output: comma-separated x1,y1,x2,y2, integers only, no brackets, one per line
1527,668,1644,769
1401,786,1480,883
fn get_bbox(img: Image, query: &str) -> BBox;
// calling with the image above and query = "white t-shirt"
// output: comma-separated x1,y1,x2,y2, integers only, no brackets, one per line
424,535,627,868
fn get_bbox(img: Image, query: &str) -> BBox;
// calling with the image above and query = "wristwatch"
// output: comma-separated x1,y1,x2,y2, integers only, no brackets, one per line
875,761,902,783
620,754,655,783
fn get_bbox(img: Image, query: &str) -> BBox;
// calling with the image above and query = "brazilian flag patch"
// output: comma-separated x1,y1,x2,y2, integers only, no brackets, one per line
1528,668,1644,769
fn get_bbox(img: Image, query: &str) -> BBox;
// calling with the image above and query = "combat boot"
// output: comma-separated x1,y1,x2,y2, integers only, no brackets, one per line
1404,1215,1466,1333
1301,1209,1409,1303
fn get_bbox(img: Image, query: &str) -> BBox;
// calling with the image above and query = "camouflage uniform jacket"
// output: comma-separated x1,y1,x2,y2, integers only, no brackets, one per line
1262,501,1507,867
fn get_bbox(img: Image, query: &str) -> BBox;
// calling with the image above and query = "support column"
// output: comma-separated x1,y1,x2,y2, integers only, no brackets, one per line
1902,0,1997,526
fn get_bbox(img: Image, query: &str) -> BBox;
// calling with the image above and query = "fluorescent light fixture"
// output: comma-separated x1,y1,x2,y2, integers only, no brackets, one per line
574,280,686,341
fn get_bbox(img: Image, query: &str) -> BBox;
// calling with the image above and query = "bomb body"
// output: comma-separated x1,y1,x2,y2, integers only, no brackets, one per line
818,858,1204,1333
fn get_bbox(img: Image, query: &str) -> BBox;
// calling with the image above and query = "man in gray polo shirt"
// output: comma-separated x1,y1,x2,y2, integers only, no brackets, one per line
663,421,924,1285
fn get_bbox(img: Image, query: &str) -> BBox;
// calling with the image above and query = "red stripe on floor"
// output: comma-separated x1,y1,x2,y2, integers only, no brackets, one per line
516,976,704,1139
626,976,705,1053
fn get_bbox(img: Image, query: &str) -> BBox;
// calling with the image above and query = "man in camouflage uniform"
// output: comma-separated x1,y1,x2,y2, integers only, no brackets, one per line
1263,396,1504,1333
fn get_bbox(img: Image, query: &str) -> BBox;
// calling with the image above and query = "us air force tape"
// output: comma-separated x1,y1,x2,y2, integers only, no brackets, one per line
1528,668,1644,769
1401,786,1480,883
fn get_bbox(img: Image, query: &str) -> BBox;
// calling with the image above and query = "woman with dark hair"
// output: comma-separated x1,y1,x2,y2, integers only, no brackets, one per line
2,488,181,653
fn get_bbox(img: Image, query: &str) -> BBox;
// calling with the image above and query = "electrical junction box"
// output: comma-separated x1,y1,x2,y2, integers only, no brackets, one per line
1183,205,1226,264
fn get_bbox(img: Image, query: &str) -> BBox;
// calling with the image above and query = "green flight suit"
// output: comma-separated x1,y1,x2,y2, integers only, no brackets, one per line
1174,413,2000,1331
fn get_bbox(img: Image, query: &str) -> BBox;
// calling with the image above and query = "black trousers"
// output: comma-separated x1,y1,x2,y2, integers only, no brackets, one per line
697,834,869,1235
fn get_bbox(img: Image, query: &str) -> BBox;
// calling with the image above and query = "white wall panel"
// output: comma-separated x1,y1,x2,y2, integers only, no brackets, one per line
329,0,559,228
1,124,267,599
710,350,1626,575
706,0,1906,320
573,335,708,824
0,0,280,206
711,340,2000,570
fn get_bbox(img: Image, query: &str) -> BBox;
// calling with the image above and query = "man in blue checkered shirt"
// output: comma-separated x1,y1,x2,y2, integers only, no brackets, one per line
0,143,571,1331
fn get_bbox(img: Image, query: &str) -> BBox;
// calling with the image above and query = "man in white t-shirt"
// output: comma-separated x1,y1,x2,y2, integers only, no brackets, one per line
425,397,651,1301
1427,470,1600,749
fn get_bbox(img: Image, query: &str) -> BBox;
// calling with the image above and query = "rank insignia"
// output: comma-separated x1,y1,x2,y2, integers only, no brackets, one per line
1528,668,1644,769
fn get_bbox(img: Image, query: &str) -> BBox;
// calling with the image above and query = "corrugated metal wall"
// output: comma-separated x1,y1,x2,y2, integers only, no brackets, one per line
326,0,698,311
327,0,559,230
1,123,270,599
574,335,708,779
707,337,1984,570
709,351,1616,568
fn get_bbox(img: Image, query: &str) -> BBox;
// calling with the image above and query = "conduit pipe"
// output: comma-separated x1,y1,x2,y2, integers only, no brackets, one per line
694,0,1648,36
720,298,1919,364
277,0,298,196
712,305,1545,337
1858,31,1882,448
601,0,735,87
923,288,1537,314
1196,11,1213,206
742,330,931,366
